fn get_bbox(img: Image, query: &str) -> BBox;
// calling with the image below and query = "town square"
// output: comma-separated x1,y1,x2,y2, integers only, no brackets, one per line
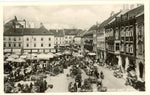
3,4,145,93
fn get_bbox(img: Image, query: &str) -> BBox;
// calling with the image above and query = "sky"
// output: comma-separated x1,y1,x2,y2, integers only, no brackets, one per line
3,5,124,30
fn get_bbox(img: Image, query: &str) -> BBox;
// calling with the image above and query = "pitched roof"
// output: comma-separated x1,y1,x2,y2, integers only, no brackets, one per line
4,26,54,36
75,30,86,37
50,29,65,37
126,5,144,18
99,11,121,29
4,28,24,36
23,26,53,35
64,29,79,35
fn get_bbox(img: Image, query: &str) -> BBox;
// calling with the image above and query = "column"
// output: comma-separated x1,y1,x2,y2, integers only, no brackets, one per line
117,55,124,73
135,61,140,81
125,57,129,72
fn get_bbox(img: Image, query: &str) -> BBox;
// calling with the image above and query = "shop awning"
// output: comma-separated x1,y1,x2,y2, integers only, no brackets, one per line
37,53,53,60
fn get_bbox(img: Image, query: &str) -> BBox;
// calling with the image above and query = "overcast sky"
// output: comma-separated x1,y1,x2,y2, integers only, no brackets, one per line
4,5,124,30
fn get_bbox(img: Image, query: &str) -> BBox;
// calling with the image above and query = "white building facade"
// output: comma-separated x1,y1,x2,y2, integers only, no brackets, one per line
23,35,54,53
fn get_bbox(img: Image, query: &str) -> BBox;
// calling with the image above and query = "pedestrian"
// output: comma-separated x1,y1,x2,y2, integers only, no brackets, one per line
74,82,77,92
78,81,81,88
100,71,104,79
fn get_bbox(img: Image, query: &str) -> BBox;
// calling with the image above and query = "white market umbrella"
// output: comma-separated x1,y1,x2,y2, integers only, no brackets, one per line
88,53,96,56
9,54,19,59
20,55,27,59
14,58,26,63
37,53,53,60
55,52,62,56
6,57,15,62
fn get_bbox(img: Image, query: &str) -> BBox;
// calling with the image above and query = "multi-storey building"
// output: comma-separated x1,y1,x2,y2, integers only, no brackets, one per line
96,12,120,62
4,16,25,54
4,28,23,53
51,29,65,46
82,25,97,53
4,18,55,53
74,30,85,46
104,5,144,81
23,25,55,53
135,10,144,81
64,29,79,46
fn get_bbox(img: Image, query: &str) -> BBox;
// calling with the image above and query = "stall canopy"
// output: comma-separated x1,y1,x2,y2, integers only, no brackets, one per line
14,58,26,63
6,57,15,62
73,53,83,57
9,54,19,59
37,53,53,60
64,50,71,55
88,52,96,56
20,55,27,59
55,52,62,56
26,54,38,60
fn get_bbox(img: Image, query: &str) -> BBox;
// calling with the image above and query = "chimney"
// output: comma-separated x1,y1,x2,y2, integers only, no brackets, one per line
23,19,26,28
110,11,115,17
123,4,129,11
40,22,43,27
14,16,17,21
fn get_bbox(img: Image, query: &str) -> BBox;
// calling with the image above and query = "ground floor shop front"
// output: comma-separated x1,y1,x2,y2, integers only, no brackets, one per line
4,48,56,54
105,52,145,82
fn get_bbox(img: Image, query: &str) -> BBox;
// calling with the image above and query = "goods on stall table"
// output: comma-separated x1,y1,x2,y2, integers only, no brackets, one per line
87,77,98,84
97,86,107,92
113,69,123,78
48,84,53,88
80,78,93,92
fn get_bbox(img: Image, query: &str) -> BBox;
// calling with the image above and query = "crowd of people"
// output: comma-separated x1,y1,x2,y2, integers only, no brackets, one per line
4,48,144,93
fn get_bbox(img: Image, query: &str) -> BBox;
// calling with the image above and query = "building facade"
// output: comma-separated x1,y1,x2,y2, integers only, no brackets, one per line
64,29,79,46
104,5,144,81
4,29,23,53
4,18,55,54
23,26,55,53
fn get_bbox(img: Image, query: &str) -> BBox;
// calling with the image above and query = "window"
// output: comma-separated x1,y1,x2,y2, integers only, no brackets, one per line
27,44,29,47
34,44,36,47
9,38,11,41
69,37,71,39
14,38,16,41
27,38,29,41
126,44,129,52
4,38,6,41
19,37,21,41
116,43,119,51
19,43,21,47
49,38,51,41
9,43,11,47
34,38,36,41
130,45,133,53
41,38,43,41
14,44,16,47
41,43,43,47
138,42,143,55
4,43,6,47
49,44,51,47
115,30,119,40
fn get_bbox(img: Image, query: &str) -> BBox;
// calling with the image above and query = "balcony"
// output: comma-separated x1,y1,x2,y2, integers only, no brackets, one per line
115,50,120,55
